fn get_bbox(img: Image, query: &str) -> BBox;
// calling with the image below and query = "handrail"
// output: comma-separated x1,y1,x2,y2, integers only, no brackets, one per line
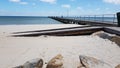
61,14,117,24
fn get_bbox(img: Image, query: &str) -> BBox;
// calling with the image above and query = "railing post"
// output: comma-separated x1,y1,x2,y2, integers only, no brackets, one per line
102,15,104,22
84,16,85,21
79,16,81,20
113,14,116,24
88,15,90,21
117,12,120,27
94,15,96,21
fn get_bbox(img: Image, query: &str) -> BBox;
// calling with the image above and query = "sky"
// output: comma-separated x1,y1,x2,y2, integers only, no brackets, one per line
0,0,120,16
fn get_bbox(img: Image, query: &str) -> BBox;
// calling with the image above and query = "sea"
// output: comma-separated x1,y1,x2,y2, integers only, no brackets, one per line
0,16,118,25
0,16,62,25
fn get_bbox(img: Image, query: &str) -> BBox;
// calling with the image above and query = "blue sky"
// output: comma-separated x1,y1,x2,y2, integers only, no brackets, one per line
0,0,120,16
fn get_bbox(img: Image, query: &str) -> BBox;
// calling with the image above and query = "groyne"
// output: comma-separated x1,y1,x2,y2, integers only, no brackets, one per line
12,26,120,37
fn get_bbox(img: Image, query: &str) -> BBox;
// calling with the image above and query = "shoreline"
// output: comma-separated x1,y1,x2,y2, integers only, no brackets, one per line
0,24,81,36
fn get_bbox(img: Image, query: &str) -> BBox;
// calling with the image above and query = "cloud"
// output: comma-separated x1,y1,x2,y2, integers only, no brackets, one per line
96,8,100,11
32,3,36,6
61,4,71,8
20,2,28,5
77,7,83,10
9,0,20,2
9,0,28,5
40,0,56,4
103,0,120,5
70,0,75,1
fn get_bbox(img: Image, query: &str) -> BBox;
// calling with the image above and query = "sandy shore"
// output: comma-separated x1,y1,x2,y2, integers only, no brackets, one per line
0,24,120,68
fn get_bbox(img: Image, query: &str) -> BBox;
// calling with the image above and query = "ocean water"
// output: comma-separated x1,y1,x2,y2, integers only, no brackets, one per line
0,16,62,25
0,16,118,25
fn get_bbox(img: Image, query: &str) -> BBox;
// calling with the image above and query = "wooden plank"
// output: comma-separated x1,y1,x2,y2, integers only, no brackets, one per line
12,27,103,37
13,25,91,34
104,27,120,36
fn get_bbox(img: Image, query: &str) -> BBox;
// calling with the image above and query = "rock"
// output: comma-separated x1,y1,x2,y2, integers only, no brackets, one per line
115,64,120,68
91,31,112,39
78,55,112,68
92,31,120,46
14,66,23,68
14,58,43,68
77,63,85,68
46,54,63,68
110,36,120,46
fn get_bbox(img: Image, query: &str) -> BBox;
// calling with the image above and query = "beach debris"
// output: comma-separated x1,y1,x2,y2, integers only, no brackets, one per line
46,54,64,68
14,58,43,68
78,55,112,68
115,64,120,68
92,31,120,46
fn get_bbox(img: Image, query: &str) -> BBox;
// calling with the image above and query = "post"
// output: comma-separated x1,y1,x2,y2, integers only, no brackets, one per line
102,15,104,22
113,14,116,24
117,12,120,27
94,15,96,21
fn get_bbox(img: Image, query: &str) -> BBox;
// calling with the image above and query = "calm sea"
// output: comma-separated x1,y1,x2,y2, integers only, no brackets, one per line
0,16,62,25
0,16,117,25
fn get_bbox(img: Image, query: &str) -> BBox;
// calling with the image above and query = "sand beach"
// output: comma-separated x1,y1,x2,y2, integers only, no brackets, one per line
0,24,120,68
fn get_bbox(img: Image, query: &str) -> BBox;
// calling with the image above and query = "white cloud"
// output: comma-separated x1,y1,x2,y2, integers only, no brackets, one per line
105,8,109,10
9,0,28,5
96,8,100,11
40,0,56,4
32,3,36,6
70,0,75,1
9,0,20,2
103,0,120,5
20,2,28,5
61,4,71,8
77,7,83,10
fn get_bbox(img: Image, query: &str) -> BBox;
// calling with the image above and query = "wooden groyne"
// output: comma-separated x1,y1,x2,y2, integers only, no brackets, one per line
12,27,103,37
12,26,120,37
50,17,117,27
104,27,120,36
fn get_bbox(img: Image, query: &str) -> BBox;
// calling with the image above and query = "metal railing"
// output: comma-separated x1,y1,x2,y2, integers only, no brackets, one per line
62,14,117,24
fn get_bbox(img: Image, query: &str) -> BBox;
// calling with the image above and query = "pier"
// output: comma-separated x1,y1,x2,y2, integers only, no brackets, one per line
50,14,117,27
12,13,120,37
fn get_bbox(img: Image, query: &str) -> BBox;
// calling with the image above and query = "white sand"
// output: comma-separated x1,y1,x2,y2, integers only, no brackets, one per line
0,24,120,68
